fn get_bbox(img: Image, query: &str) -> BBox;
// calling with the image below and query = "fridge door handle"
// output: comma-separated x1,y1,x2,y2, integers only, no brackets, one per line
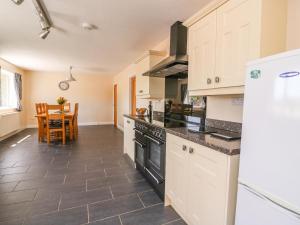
240,182,300,220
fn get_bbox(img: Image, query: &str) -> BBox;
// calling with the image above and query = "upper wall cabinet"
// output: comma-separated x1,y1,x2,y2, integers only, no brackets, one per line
135,50,166,99
187,0,287,96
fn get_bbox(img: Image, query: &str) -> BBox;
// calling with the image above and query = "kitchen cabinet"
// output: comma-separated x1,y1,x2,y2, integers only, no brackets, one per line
188,11,217,91
135,50,166,99
165,133,239,225
186,0,287,95
123,117,135,162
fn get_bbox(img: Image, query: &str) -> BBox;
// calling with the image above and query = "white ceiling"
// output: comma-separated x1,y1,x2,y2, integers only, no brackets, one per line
0,0,212,74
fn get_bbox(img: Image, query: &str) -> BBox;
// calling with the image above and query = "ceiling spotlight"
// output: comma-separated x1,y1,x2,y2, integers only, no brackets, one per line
39,29,50,39
10,0,24,5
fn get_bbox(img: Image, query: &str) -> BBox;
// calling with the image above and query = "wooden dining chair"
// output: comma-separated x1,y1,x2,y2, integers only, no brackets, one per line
69,103,79,141
35,103,46,142
45,105,66,145
64,102,71,112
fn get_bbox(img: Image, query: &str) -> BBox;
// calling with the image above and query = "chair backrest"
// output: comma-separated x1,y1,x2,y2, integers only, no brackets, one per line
47,104,63,111
74,103,79,117
35,103,43,115
45,105,65,129
41,103,47,113
64,102,71,112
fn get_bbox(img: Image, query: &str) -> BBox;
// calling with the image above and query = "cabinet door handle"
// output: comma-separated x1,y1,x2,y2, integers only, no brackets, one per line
182,145,187,151
215,76,220,83
189,147,194,154
139,90,143,93
207,78,212,85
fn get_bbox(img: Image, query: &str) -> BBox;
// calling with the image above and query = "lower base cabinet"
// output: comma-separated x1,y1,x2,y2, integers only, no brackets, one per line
123,117,135,162
165,133,239,225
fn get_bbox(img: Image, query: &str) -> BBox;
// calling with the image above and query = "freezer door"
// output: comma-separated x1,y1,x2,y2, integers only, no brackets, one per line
235,184,300,225
240,52,300,208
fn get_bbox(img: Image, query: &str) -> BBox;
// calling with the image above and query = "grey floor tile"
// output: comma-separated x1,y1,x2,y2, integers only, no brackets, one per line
88,217,121,225
0,166,29,175
24,206,87,225
87,175,129,190
164,219,188,225
88,195,143,221
139,190,162,207
60,187,112,210
14,175,65,191
0,202,30,222
0,182,18,193
0,171,47,183
111,180,152,198
120,204,180,225
0,219,24,225
0,189,37,205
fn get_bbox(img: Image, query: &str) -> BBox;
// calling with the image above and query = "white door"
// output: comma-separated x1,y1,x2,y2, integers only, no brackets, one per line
235,185,300,225
240,51,300,211
166,135,189,217
215,0,260,88
188,11,217,91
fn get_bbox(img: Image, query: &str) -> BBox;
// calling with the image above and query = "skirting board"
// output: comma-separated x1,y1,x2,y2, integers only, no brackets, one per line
0,128,26,142
26,122,114,128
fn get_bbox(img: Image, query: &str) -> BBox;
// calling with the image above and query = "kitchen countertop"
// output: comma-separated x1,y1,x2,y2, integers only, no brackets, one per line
124,114,241,156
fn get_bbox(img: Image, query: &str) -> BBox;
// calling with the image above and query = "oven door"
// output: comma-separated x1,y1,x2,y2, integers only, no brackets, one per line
144,134,166,180
134,138,146,168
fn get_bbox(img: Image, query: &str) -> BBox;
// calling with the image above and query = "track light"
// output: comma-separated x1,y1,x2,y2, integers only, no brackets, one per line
39,29,50,39
11,0,24,5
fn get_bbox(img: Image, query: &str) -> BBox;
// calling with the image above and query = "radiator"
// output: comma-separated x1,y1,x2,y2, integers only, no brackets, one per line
0,112,22,138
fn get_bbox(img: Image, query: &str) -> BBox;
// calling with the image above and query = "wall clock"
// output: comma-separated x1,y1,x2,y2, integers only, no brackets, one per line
58,81,70,91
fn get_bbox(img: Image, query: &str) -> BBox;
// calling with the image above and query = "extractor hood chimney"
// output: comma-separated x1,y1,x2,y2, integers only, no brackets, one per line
143,21,188,77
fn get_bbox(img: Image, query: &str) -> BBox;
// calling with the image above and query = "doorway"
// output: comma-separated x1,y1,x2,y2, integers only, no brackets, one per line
114,84,118,127
130,76,136,115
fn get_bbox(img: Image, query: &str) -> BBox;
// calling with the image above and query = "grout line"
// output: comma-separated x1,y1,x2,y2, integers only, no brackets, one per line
162,218,182,225
85,179,88,192
124,173,131,183
44,170,49,178
50,157,55,165
109,185,114,199
137,193,146,208
87,204,90,223
85,164,87,173
119,215,124,225
66,161,70,168
103,169,108,177
57,195,62,211
33,189,39,201
63,175,67,184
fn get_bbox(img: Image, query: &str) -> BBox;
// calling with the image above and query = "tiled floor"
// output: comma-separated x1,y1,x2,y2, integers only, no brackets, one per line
0,126,186,225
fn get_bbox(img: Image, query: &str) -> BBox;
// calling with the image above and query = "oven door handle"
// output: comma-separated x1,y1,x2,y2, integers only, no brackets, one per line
144,135,163,145
133,139,145,148
133,128,144,135
144,167,162,184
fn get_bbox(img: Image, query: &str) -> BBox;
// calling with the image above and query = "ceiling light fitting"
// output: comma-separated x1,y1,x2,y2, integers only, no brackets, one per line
66,66,76,82
10,0,24,5
32,0,52,39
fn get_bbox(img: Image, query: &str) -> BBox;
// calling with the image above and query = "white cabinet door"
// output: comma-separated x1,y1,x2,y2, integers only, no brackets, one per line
166,134,189,218
123,117,135,161
136,56,150,96
188,11,217,91
215,0,260,88
187,143,228,225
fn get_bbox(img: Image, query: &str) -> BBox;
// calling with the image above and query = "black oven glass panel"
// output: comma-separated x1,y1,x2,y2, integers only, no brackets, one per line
135,143,145,167
148,141,161,171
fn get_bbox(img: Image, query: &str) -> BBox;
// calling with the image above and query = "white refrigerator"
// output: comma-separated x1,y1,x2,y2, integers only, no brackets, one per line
235,49,300,225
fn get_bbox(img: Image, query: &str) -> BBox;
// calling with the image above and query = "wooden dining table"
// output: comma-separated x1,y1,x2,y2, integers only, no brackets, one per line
35,111,75,142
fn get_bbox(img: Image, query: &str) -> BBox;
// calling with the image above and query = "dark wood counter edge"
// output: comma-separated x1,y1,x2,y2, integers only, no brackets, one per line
124,114,240,156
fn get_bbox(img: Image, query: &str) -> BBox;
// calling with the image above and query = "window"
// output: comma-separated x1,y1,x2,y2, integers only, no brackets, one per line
0,69,17,110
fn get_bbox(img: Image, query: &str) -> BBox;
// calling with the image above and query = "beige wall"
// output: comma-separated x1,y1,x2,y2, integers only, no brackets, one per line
0,58,27,139
287,0,300,50
24,71,114,127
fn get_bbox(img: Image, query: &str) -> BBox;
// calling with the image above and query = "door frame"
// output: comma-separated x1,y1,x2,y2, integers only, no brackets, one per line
130,76,136,115
114,84,118,127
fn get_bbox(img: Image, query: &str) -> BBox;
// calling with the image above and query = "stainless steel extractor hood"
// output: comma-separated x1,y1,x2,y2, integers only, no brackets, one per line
143,21,188,77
